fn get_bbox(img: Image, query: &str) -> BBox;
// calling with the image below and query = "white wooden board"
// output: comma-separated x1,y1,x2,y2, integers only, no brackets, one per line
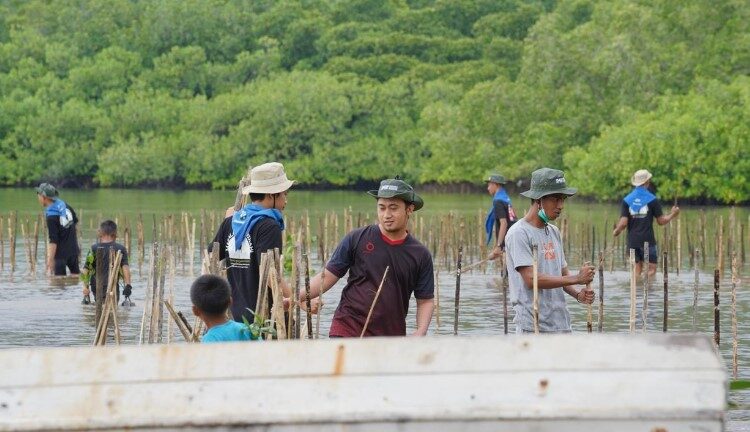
0,334,726,431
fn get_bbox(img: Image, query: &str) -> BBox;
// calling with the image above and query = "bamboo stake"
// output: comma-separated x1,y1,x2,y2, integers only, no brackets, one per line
717,216,724,277
676,216,681,275
434,269,440,329
501,251,508,335
693,249,699,332
700,210,707,267
316,263,325,339
163,301,194,342
32,216,40,273
532,244,539,335
0,216,4,272
629,249,636,333
597,251,604,332
294,241,302,339
303,252,313,339
713,268,720,347
642,241,649,332
585,259,593,333
453,246,463,336
662,250,679,333
9,211,16,273
731,252,738,379
360,266,390,338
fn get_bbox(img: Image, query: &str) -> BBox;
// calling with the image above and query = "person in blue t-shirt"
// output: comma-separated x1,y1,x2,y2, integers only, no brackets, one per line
613,169,680,279
191,274,255,343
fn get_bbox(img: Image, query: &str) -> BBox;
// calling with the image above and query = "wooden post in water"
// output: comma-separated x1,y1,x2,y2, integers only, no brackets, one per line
137,214,144,276
94,248,106,328
434,269,440,330
629,249,636,333
731,252,739,379
642,241,649,332
532,244,539,335
717,217,723,278
700,210,707,267
9,211,17,274
453,246,463,336
662,251,679,333
713,268,720,348
303,253,313,340
0,216,4,272
502,251,509,335
676,217,681,275
32,215,40,273
693,249,700,332
597,251,604,332
586,260,593,333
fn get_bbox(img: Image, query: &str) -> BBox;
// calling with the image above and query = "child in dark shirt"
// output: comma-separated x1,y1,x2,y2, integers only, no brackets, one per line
82,220,132,304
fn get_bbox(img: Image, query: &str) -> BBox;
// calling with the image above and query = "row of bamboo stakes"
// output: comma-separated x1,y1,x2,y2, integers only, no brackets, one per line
1,208,748,277
0,208,745,376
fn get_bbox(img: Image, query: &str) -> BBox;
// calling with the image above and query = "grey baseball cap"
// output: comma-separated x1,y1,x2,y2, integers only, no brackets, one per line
367,178,424,211
36,183,58,198
485,173,507,184
520,168,577,199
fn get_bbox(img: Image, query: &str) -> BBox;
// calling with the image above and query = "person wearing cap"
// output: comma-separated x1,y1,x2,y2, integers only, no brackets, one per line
302,178,435,337
505,168,595,333
209,162,294,324
36,183,80,276
484,173,517,260
613,169,680,278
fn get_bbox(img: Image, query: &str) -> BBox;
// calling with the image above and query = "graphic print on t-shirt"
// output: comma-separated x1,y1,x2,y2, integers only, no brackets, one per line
225,233,253,268
542,241,556,260
628,200,650,218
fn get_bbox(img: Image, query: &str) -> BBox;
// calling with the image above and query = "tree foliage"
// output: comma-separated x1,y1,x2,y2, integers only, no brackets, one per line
0,0,748,202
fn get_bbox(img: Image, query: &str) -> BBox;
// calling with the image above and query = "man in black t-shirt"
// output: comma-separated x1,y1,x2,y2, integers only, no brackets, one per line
613,169,679,278
36,183,80,276
82,220,132,303
210,162,294,324
302,178,435,337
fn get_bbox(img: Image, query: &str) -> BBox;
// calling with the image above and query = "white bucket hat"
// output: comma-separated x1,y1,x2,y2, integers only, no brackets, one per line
242,162,295,194
631,169,653,186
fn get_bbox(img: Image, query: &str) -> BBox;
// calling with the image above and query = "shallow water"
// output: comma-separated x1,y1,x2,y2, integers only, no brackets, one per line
1,188,748,429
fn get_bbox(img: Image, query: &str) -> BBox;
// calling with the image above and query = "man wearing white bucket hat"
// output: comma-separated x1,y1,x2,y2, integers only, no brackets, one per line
613,169,680,278
210,162,294,324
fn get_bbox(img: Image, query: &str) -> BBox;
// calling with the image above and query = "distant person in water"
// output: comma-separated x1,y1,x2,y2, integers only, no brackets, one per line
81,220,132,304
613,169,680,279
36,183,80,277
191,274,255,343
484,173,517,261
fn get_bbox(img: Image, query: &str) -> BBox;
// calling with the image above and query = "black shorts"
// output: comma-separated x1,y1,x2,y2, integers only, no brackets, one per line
54,255,80,276
633,244,658,264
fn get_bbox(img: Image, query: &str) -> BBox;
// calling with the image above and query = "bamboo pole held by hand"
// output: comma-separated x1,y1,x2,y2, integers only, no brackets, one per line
453,246,463,336
361,266,389,338
629,249,636,333
663,251,668,332
532,244,539,335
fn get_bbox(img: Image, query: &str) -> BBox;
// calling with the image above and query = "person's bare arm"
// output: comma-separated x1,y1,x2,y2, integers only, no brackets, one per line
656,205,680,225
517,264,594,290
488,218,509,260
122,264,131,285
300,268,341,301
413,298,435,336
47,243,57,275
561,267,595,304
612,216,628,236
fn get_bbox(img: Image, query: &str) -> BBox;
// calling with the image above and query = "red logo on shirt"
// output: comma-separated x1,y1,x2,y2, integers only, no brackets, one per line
364,242,375,254
542,241,556,260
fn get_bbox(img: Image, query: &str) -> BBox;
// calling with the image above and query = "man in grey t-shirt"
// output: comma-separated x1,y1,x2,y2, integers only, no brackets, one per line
505,168,595,333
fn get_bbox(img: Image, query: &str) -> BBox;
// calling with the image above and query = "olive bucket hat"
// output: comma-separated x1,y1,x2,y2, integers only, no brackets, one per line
520,168,577,200
36,182,58,199
485,173,507,185
367,178,424,211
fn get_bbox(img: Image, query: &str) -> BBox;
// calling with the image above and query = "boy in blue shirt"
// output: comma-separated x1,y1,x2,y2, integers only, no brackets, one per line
191,274,255,343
